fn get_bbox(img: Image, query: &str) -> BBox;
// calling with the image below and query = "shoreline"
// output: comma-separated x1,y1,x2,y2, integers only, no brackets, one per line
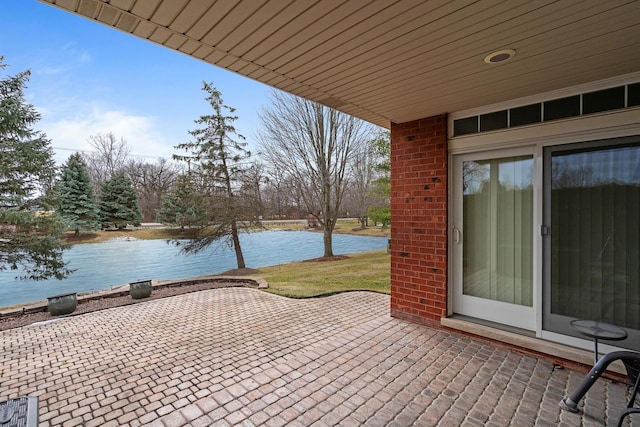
0,265,269,312
3,227,389,309
61,221,390,245
0,275,267,331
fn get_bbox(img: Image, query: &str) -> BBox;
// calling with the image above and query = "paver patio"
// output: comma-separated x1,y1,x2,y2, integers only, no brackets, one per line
0,288,635,426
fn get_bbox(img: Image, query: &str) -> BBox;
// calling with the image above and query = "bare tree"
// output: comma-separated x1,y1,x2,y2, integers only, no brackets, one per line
239,161,267,219
262,165,300,220
125,158,181,222
259,91,373,257
342,141,378,228
82,132,131,193
261,166,285,219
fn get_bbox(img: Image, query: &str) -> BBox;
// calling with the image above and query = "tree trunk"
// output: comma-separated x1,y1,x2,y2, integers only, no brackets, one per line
323,226,334,257
322,168,334,257
230,220,246,269
219,138,246,270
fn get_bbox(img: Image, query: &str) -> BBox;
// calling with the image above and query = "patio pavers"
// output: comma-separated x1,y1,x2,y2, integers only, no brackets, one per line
0,288,634,426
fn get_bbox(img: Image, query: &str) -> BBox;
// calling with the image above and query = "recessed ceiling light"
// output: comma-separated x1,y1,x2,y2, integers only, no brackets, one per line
484,49,516,64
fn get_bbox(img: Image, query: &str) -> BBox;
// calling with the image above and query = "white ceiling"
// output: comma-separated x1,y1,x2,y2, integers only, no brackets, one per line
40,0,640,129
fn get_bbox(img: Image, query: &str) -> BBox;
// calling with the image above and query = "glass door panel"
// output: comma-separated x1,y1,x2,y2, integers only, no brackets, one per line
463,156,534,304
543,137,640,351
453,150,535,330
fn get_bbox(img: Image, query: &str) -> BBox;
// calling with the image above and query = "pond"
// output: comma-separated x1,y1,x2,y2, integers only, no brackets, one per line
0,230,388,308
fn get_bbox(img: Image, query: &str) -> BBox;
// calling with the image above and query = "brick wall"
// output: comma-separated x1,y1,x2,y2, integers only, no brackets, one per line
390,115,448,325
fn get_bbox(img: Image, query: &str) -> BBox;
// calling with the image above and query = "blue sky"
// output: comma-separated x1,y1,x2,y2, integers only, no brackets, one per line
1,0,272,164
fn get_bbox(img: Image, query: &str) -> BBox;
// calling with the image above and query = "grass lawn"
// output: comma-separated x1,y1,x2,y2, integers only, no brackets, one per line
264,219,390,238
250,249,390,298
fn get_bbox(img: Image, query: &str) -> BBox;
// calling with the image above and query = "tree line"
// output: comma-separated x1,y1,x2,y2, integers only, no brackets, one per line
1,57,390,280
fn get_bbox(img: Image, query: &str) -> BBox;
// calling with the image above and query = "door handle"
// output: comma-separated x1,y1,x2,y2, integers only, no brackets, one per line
453,228,461,244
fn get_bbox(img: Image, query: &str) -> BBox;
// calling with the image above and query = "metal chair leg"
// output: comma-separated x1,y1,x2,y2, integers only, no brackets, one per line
617,408,640,427
617,358,640,426
560,351,634,412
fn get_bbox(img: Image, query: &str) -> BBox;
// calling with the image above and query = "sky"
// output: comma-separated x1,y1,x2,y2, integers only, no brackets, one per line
1,0,272,164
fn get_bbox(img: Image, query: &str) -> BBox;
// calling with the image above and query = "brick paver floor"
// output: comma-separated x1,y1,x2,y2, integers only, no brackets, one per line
0,288,635,426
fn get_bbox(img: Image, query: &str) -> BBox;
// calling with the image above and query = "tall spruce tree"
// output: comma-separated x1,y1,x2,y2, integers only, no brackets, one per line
0,57,71,280
98,174,142,229
57,153,99,235
173,81,256,269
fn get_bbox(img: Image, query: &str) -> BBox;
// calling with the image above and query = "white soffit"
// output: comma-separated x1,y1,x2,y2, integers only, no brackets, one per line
38,0,640,129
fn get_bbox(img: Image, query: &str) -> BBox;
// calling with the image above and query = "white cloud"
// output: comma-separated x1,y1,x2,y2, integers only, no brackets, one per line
30,43,91,78
39,105,177,165
38,66,68,76
61,42,92,65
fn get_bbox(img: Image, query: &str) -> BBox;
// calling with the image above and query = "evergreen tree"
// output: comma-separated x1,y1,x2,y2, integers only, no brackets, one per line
367,130,391,227
156,174,206,229
98,174,142,229
57,153,99,235
173,81,256,269
0,57,71,280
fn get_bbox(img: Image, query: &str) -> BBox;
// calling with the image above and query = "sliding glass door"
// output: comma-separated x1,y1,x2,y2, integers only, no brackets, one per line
543,137,640,350
452,148,535,329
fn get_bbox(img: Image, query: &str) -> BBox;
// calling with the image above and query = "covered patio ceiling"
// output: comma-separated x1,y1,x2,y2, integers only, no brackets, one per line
40,0,640,129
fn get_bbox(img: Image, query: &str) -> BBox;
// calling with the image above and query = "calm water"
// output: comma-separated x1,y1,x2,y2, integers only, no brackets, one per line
0,230,388,307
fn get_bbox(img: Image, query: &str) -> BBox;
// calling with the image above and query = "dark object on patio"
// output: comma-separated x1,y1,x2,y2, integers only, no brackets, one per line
47,292,78,316
129,279,153,299
570,319,628,364
559,351,640,426
0,396,38,426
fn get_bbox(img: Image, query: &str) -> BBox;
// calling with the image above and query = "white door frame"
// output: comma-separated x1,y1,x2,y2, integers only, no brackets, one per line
451,146,538,331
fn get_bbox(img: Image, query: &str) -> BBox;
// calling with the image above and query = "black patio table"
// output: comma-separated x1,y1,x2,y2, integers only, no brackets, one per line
560,320,639,426
570,319,628,364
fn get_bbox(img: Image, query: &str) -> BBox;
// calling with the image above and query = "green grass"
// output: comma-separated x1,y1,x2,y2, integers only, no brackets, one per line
250,249,390,298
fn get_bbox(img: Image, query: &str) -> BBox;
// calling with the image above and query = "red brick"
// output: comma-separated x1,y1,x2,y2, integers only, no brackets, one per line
390,115,448,324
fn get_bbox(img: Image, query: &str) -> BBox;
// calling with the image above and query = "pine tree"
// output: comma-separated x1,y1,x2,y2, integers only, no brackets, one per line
57,153,99,235
0,57,71,280
173,81,256,269
98,175,142,229
156,174,206,229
